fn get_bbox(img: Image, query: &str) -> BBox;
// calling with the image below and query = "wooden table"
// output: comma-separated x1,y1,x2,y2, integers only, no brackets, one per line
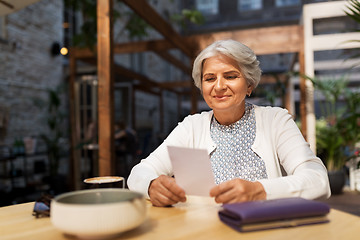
1,198,360,240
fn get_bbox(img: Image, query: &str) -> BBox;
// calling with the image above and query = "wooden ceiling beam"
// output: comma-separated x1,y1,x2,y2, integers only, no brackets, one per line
114,39,173,54
79,57,183,93
71,40,192,76
78,57,159,88
72,25,302,59
71,39,174,58
154,51,192,75
121,0,194,58
113,64,159,88
113,64,183,94
134,84,161,96
158,80,192,89
72,47,96,59
186,25,302,56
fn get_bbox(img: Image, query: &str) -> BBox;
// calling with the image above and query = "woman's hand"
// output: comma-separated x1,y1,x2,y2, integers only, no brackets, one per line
209,179,266,204
148,175,186,207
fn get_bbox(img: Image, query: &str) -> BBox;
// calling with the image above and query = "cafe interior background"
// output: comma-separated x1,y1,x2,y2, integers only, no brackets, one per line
0,0,359,210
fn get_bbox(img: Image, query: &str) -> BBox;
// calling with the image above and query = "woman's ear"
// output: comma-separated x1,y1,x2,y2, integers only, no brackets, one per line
247,85,254,96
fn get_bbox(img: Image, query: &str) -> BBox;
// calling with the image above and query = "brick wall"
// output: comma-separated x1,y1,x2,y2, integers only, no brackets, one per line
0,0,65,149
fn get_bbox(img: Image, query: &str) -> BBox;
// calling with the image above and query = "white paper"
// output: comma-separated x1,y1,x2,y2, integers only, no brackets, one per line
167,146,216,196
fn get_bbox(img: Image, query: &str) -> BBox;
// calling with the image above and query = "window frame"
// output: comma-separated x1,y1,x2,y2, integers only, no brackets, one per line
195,0,219,15
275,0,301,8
238,0,263,12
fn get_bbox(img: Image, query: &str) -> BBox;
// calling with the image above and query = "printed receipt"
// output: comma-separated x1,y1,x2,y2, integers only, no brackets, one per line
167,146,216,196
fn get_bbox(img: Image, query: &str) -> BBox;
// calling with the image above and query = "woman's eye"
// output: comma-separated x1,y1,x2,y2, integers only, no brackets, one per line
204,77,216,81
225,75,238,80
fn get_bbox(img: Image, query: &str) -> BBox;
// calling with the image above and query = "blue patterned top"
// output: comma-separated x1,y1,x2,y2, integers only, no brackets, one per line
210,103,268,184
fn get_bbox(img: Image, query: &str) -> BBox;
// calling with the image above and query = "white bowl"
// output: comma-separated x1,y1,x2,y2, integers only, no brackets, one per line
51,188,146,239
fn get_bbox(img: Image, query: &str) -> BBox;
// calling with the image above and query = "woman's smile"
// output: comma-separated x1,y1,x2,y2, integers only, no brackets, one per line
214,94,231,100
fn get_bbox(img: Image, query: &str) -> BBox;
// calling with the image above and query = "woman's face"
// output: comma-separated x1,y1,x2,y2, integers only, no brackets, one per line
201,54,252,119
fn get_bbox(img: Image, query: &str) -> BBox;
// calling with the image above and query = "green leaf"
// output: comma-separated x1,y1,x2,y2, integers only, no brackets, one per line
125,12,150,39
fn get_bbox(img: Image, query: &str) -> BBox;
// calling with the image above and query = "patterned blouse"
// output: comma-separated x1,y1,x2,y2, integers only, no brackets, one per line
210,103,268,184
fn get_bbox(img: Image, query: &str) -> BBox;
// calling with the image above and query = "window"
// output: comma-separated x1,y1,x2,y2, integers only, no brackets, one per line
275,0,301,7
196,0,219,15
238,0,262,11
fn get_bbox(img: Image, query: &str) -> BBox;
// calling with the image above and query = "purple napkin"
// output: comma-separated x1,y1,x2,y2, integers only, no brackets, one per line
219,197,330,232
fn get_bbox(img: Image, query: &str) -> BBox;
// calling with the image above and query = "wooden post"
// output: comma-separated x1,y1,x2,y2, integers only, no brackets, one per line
68,51,82,190
283,78,292,115
190,56,198,114
97,0,115,176
190,84,198,114
299,28,307,140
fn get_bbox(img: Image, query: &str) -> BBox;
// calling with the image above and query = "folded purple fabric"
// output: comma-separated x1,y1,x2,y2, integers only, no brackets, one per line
219,197,330,232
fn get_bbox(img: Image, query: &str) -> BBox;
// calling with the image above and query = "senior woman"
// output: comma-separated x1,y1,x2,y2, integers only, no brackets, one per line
127,39,331,207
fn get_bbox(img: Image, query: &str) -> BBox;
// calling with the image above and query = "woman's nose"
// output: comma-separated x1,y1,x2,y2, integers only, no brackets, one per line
215,77,226,90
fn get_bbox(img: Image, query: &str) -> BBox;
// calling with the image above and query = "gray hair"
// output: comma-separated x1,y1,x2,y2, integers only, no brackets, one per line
192,39,262,90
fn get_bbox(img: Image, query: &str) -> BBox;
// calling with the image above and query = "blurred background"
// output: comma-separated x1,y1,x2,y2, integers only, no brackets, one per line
0,0,359,209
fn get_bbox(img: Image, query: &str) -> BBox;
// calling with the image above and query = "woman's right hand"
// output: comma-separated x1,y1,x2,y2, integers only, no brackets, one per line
148,175,186,207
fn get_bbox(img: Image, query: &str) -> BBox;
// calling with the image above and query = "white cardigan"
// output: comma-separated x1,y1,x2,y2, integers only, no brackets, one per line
127,105,331,200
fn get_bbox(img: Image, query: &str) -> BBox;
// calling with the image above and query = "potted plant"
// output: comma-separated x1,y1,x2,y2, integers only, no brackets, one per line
310,75,360,194
315,119,346,194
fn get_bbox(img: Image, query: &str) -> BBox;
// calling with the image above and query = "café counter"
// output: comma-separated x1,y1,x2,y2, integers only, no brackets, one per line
1,198,360,240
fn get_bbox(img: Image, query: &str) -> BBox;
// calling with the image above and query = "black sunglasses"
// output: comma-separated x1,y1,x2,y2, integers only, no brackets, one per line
32,194,53,218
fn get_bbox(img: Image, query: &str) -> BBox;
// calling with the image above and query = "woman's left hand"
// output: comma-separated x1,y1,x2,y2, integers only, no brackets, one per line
209,179,266,204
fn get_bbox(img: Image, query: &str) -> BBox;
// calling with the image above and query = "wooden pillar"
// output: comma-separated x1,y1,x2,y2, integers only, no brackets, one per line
69,52,81,190
299,28,307,140
190,55,198,115
97,0,115,176
283,78,292,115
190,83,198,114
284,53,298,117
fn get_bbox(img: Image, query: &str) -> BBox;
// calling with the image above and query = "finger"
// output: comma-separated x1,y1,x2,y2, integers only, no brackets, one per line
214,187,247,204
149,176,185,206
162,178,186,201
149,177,171,206
213,186,238,204
149,183,178,206
210,179,247,203
213,180,265,204
151,192,178,207
209,181,233,197
157,184,183,203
